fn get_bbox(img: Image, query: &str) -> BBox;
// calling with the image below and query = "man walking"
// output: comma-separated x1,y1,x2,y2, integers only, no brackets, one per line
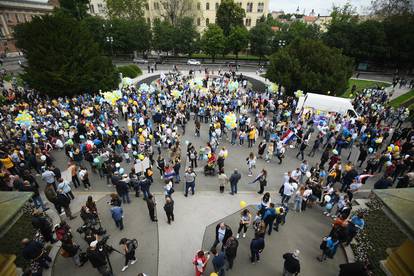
250,234,265,264
184,167,196,197
229,169,241,195
110,204,124,230
224,236,238,270
146,194,157,222
283,250,301,275
211,248,226,276
212,222,233,251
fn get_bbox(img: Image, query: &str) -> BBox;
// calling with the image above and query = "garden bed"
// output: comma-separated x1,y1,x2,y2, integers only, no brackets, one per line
351,195,408,276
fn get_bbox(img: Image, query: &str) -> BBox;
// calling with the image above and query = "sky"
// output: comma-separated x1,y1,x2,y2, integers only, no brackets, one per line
269,0,372,16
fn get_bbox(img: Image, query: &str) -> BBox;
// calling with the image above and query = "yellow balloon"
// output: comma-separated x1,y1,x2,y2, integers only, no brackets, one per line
208,153,212,158
210,273,218,276
240,201,247,208
394,146,399,152
117,140,122,145
387,146,392,152
138,154,145,160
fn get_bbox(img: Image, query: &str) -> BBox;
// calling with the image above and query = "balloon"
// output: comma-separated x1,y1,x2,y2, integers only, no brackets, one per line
326,203,333,210
305,171,311,178
368,148,373,153
119,168,125,174
210,273,218,276
387,146,392,152
79,135,85,140
149,134,153,140
139,128,143,133
40,155,47,161
138,154,145,161
107,130,113,136
93,158,99,164
324,195,331,202
116,140,121,145
223,152,228,158
394,146,399,152
208,153,211,158
185,140,189,145
390,144,395,149
240,201,247,208
115,163,120,168
332,149,338,155
133,151,138,155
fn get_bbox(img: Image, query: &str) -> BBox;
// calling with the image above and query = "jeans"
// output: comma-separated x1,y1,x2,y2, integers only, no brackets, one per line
124,250,136,266
72,175,81,188
230,183,237,194
142,188,150,200
294,197,302,212
265,221,274,235
114,218,124,230
32,195,47,210
282,194,291,204
250,249,260,262
185,181,195,196
121,192,130,204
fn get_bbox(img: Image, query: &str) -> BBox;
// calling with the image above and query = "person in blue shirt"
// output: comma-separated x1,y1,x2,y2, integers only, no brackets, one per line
211,248,226,276
110,205,124,230
263,203,277,235
318,234,339,262
346,212,365,245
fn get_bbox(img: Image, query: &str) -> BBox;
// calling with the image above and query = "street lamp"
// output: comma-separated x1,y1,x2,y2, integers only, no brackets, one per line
278,40,286,48
106,36,114,56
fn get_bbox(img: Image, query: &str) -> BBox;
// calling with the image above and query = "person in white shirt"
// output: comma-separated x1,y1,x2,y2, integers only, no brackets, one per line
57,178,74,199
282,182,295,204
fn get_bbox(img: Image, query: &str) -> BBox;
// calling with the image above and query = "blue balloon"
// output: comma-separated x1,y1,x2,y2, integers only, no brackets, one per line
326,203,333,210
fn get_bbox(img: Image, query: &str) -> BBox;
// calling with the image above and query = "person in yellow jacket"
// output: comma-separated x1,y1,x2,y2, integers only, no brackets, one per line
0,153,16,174
248,128,256,148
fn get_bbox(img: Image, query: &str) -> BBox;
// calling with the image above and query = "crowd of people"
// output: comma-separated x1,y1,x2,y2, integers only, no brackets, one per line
0,66,413,276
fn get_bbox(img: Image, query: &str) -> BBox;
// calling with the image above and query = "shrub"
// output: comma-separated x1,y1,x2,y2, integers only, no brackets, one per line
117,64,142,78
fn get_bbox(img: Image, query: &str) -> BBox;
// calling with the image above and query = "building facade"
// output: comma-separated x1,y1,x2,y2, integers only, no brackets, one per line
0,0,57,56
88,0,269,32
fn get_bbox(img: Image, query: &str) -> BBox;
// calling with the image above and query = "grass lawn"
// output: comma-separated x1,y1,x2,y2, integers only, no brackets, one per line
341,79,390,98
389,89,414,107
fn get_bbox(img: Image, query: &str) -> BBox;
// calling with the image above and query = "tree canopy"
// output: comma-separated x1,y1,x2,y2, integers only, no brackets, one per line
201,24,225,61
174,17,199,56
216,0,246,36
249,22,272,60
158,0,198,26
105,0,146,21
266,39,353,95
58,0,90,20
226,26,249,58
14,13,117,96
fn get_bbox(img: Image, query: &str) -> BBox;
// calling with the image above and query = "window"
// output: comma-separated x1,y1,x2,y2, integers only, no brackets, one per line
206,18,209,25
246,2,253,12
147,18,151,24
238,2,242,7
257,2,264,13
197,2,201,10
24,14,29,22
215,2,219,10
154,2,159,9
16,14,20,23
245,18,251,26
145,3,149,10
89,4,95,13
197,18,201,26
206,2,210,10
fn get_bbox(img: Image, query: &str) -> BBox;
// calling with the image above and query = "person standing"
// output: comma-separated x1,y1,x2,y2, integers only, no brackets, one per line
212,222,233,251
224,236,238,270
250,169,267,194
296,140,308,160
250,234,265,264
282,181,295,205
79,166,91,190
282,250,301,276
110,204,124,230
119,238,137,272
68,162,81,188
42,167,56,191
218,169,228,193
87,240,113,276
263,203,277,235
211,248,226,276
236,209,251,239
44,182,61,214
193,250,210,276
163,197,174,224
56,189,76,220
246,152,256,176
184,167,197,197
57,178,74,199
146,194,157,222
229,169,241,195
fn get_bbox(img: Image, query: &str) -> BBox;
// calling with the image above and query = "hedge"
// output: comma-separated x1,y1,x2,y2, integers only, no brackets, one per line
117,64,142,78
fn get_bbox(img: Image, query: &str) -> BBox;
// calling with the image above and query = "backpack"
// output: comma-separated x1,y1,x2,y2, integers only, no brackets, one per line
127,239,138,251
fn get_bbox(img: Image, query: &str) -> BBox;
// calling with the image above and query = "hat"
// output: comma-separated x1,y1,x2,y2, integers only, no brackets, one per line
293,249,300,257
90,240,98,247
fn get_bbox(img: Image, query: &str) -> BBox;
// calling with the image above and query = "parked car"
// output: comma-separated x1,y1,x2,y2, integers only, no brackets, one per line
187,59,201,65
133,58,148,64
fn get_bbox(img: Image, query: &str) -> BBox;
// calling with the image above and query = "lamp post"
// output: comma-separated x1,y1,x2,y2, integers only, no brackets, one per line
106,36,114,56
103,24,114,56
278,40,286,48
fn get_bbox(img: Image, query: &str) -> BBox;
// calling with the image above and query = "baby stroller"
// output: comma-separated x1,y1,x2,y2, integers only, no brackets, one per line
204,161,217,176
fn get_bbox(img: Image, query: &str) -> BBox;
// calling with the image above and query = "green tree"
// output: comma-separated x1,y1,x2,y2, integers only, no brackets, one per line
111,18,151,54
266,39,353,95
216,0,246,36
201,24,225,62
58,0,90,20
371,0,413,17
106,0,146,21
158,0,198,26
330,2,359,24
152,18,175,54
249,22,272,62
14,13,117,96
174,17,199,56
226,26,249,59
81,16,107,51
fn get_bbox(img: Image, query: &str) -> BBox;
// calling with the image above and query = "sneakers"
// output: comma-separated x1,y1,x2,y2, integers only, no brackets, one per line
243,233,246,238
130,260,137,265
122,266,128,272
236,233,240,239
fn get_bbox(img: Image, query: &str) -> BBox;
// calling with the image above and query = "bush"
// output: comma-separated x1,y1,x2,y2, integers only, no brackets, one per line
117,64,142,78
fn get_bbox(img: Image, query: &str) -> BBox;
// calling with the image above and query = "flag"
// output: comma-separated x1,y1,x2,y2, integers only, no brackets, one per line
281,130,295,144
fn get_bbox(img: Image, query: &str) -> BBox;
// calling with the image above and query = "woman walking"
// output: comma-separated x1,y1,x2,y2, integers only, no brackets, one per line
236,209,252,239
217,169,228,193
294,186,305,212
246,152,256,177
163,197,174,224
